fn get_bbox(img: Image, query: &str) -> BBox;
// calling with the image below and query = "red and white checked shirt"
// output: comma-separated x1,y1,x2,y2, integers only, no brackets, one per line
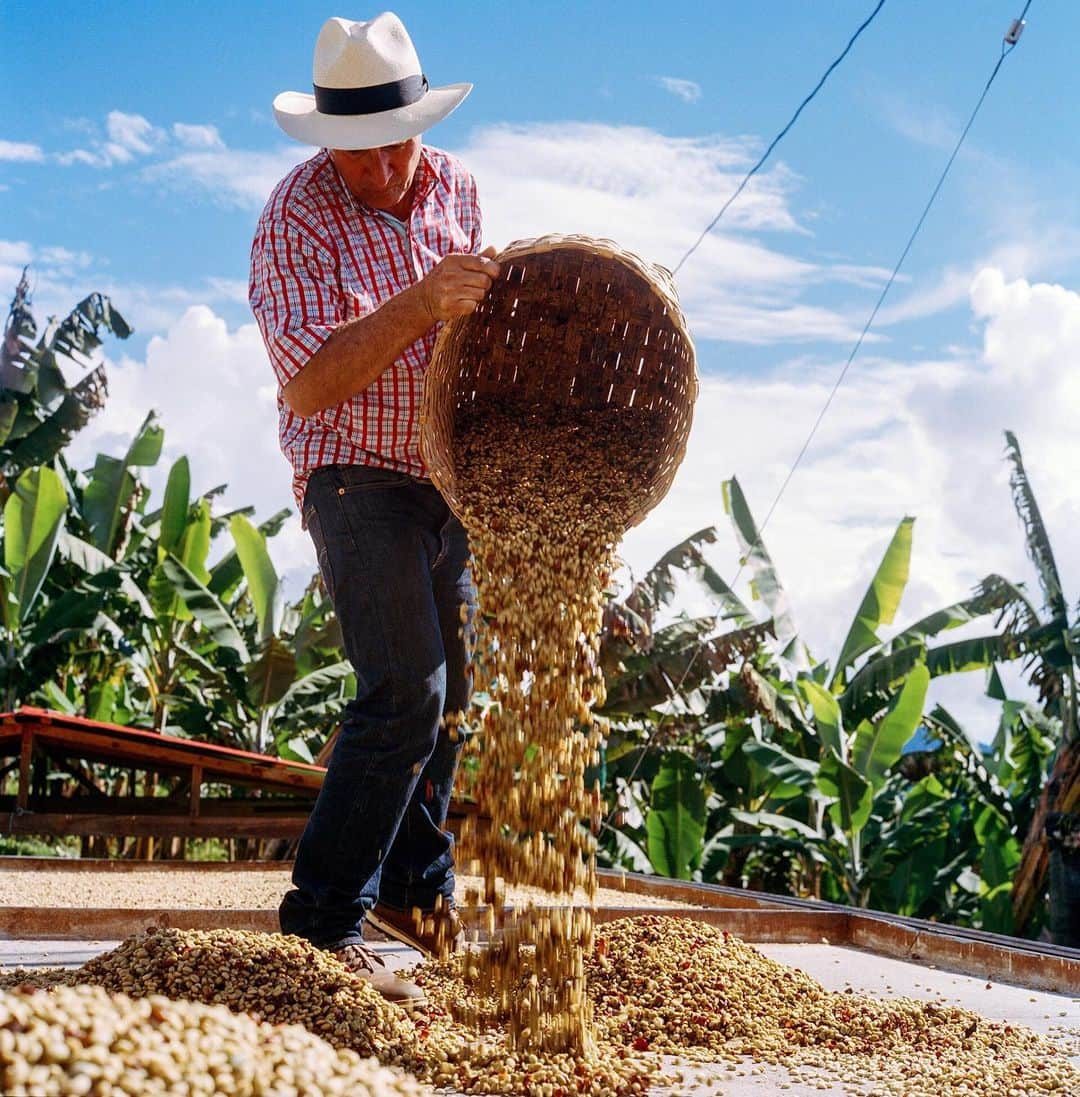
249,145,482,514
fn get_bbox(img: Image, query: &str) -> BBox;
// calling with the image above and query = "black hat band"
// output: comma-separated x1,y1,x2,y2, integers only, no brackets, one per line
313,74,429,116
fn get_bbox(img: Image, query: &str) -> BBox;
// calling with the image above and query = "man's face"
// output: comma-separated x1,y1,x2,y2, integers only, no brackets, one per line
329,136,423,212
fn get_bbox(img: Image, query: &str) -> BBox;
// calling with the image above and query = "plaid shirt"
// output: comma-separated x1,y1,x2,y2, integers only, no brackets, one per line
249,146,482,513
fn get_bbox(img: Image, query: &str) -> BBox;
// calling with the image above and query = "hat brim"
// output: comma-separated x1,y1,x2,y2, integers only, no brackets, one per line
273,83,472,149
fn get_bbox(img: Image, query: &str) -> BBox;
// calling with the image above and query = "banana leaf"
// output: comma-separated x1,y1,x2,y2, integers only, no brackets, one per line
600,827,653,875
209,508,292,597
26,582,110,645
0,397,18,447
624,526,739,628
722,476,803,663
3,465,68,628
246,635,297,710
817,751,872,836
160,553,249,663
231,514,279,644
645,751,705,880
800,678,846,761
178,498,212,580
600,619,771,716
841,634,1019,726
887,574,1035,654
55,529,153,617
736,661,796,732
832,517,913,687
276,733,315,764
82,412,160,556
158,457,190,556
851,662,929,789
1005,431,1067,625
728,808,822,840
742,739,820,800
277,660,353,710
6,366,108,474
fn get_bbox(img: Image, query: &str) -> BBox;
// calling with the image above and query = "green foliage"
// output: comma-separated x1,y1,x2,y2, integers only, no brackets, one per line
0,278,351,762
0,834,80,857
230,514,279,644
2,466,68,629
597,468,1068,932
832,517,913,687
0,272,129,488
645,751,706,879
851,663,929,789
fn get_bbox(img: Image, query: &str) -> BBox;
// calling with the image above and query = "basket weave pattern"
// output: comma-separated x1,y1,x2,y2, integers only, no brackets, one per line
420,234,698,528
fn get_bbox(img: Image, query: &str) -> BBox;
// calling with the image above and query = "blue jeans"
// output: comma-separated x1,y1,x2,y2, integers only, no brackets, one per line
279,464,476,949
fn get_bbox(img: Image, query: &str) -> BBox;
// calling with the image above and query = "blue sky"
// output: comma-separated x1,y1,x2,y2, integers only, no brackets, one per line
3,1,1079,738
6,1,1079,361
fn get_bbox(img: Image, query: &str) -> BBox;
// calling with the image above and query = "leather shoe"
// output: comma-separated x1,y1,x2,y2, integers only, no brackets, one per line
328,941,426,1008
367,900,463,959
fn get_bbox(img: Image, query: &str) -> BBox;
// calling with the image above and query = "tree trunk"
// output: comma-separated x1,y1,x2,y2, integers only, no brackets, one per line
1012,735,1080,933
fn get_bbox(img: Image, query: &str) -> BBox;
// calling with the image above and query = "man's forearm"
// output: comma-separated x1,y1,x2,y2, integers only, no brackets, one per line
283,283,433,418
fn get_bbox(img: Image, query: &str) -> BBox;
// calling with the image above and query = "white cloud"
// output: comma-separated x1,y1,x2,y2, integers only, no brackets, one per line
39,108,303,206
36,246,92,274
27,114,954,345
618,267,1080,740
457,122,887,344
878,93,960,153
57,111,164,168
657,76,702,103
56,148,107,168
0,238,249,338
172,123,226,150
0,140,45,163
204,276,250,303
105,110,161,157
0,240,33,266
143,146,308,209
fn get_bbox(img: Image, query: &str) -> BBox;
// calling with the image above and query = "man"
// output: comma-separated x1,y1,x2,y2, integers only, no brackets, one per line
249,12,499,1006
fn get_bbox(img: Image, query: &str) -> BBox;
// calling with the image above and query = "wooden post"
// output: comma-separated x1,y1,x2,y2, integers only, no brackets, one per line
189,764,202,818
16,728,33,810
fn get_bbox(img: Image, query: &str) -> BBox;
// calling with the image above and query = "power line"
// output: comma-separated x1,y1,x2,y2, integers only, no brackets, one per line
722,6,1032,584
606,4,1036,831
671,0,889,277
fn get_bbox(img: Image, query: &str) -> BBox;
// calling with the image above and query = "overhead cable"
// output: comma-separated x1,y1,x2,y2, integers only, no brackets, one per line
671,0,889,277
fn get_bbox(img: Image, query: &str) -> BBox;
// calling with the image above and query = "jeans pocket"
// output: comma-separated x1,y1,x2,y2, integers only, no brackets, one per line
334,466,413,494
305,504,337,603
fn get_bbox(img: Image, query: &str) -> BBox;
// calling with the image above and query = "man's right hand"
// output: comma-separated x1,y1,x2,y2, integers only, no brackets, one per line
417,247,501,323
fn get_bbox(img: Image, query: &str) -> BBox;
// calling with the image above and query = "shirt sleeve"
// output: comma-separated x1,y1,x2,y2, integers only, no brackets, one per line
466,172,484,255
249,212,343,388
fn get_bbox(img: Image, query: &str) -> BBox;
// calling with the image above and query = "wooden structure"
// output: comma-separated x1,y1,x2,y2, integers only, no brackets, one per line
0,707,325,840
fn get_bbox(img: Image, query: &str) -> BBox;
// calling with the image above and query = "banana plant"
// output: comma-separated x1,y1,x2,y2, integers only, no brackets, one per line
156,513,351,756
1000,431,1080,932
721,478,808,670
83,411,164,558
0,273,130,500
0,465,120,711
607,485,1017,908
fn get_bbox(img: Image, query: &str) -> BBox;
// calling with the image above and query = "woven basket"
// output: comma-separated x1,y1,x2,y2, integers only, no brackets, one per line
420,234,698,529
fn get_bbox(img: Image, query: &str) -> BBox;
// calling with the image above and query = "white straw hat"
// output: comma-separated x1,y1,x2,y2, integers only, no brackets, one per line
273,13,471,150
